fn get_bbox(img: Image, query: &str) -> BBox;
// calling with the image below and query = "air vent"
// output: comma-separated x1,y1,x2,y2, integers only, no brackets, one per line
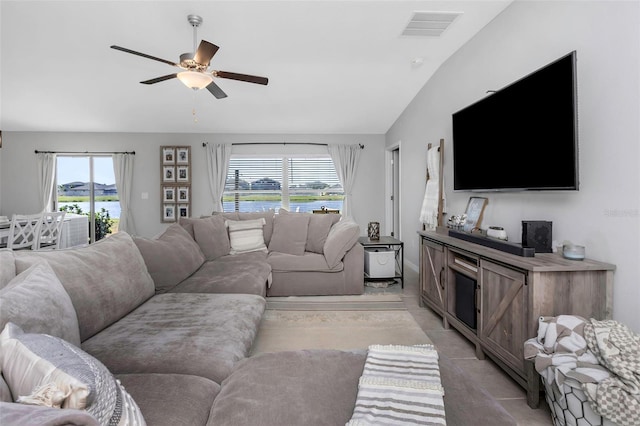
402,11,462,37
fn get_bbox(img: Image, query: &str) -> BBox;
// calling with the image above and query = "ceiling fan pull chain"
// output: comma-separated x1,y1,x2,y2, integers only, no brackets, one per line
192,92,199,123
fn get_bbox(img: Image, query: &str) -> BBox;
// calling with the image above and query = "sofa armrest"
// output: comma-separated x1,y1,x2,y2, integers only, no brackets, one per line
0,402,100,426
342,242,364,294
323,220,360,267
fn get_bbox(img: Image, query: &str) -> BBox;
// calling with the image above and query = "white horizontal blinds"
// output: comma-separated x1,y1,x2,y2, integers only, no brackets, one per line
224,157,283,212
288,157,343,213
223,155,344,213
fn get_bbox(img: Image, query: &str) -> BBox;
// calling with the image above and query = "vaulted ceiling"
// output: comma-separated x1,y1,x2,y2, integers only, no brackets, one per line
0,1,512,134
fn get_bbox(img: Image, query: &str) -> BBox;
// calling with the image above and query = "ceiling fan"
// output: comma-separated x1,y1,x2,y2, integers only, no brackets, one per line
110,14,268,99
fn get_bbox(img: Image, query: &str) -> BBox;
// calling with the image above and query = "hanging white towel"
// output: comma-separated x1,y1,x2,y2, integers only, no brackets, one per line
420,146,444,229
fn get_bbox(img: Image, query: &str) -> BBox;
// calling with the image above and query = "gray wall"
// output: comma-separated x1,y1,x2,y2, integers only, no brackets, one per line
0,132,385,238
387,1,640,332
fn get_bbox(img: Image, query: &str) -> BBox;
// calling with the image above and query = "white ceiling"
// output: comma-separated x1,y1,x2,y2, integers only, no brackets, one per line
0,1,512,134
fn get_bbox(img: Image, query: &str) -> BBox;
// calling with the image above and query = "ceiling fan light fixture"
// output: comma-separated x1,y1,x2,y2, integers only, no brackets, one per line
177,71,212,90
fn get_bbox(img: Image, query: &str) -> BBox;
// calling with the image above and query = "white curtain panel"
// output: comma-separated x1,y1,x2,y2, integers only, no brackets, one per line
112,153,136,235
328,144,362,220
205,143,232,212
36,152,56,212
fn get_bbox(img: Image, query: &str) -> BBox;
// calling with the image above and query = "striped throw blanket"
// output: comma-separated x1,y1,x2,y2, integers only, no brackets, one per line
347,344,446,425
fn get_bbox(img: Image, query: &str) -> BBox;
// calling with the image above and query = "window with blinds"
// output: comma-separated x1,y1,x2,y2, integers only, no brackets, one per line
223,156,343,213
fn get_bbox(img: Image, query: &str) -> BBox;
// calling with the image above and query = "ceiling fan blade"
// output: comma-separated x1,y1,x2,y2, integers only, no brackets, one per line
194,40,220,66
215,71,269,85
140,74,178,85
206,81,228,99
110,45,178,67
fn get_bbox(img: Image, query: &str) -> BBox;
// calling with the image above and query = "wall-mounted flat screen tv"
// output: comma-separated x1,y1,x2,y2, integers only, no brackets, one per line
452,51,579,191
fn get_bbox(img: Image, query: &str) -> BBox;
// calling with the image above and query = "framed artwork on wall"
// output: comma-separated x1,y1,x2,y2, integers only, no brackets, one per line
162,147,175,165
176,166,189,182
163,204,176,222
162,186,175,203
160,145,192,223
176,147,190,165
178,187,189,203
162,166,175,183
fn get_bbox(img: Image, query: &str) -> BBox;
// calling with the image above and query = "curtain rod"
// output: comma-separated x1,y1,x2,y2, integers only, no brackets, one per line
202,142,364,149
35,150,135,155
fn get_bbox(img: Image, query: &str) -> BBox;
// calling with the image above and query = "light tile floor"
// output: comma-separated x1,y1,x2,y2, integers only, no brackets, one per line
399,266,553,425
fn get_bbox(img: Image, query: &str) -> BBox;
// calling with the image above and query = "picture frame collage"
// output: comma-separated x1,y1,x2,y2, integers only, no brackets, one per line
161,146,191,223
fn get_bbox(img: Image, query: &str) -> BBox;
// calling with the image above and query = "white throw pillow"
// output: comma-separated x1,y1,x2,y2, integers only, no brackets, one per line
0,322,146,426
225,218,267,255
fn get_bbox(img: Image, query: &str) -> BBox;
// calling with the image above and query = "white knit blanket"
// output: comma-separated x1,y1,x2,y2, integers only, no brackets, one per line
346,344,446,425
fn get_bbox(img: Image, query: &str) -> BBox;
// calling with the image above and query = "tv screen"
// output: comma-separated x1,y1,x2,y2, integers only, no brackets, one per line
452,51,579,191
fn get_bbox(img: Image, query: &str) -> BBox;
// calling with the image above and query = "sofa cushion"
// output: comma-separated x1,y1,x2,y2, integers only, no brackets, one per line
268,252,342,273
171,251,270,297
14,232,155,342
192,215,231,260
226,218,267,254
323,220,361,268
0,249,15,290
0,262,81,347
81,293,266,384
117,373,220,426
306,213,341,254
133,224,205,294
209,349,517,426
0,323,146,426
268,213,310,256
208,350,365,426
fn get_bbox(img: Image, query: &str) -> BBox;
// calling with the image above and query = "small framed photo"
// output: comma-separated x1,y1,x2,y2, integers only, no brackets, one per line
162,147,175,165
163,166,175,183
163,186,175,202
176,147,190,165
178,187,189,202
163,204,176,222
178,204,189,218
463,197,488,233
176,166,189,182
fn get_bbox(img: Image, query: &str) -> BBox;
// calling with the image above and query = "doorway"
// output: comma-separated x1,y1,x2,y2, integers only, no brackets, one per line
385,144,401,239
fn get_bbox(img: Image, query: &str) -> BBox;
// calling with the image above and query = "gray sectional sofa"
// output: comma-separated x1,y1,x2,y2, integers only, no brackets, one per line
137,210,364,297
0,219,517,425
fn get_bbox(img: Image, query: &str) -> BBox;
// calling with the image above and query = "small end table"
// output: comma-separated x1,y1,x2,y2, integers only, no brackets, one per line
358,236,404,288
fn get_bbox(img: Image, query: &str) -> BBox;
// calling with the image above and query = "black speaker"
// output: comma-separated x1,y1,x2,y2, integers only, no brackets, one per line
522,221,552,253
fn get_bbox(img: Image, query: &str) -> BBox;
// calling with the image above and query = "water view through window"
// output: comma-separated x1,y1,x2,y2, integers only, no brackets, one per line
56,156,119,242
223,156,343,212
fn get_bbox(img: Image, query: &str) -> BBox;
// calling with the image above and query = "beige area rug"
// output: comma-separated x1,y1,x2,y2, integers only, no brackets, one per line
250,309,432,355
266,294,405,311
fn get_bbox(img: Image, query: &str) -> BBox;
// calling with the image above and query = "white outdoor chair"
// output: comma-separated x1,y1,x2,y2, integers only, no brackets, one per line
34,211,66,250
5,213,43,250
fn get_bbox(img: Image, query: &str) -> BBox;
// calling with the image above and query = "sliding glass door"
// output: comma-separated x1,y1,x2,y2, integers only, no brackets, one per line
56,156,118,243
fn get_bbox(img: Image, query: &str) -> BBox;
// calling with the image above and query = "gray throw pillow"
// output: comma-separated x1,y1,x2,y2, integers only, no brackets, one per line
133,224,206,293
323,220,361,268
0,262,81,347
306,213,341,254
14,232,156,342
192,216,231,260
0,323,146,426
268,213,310,256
